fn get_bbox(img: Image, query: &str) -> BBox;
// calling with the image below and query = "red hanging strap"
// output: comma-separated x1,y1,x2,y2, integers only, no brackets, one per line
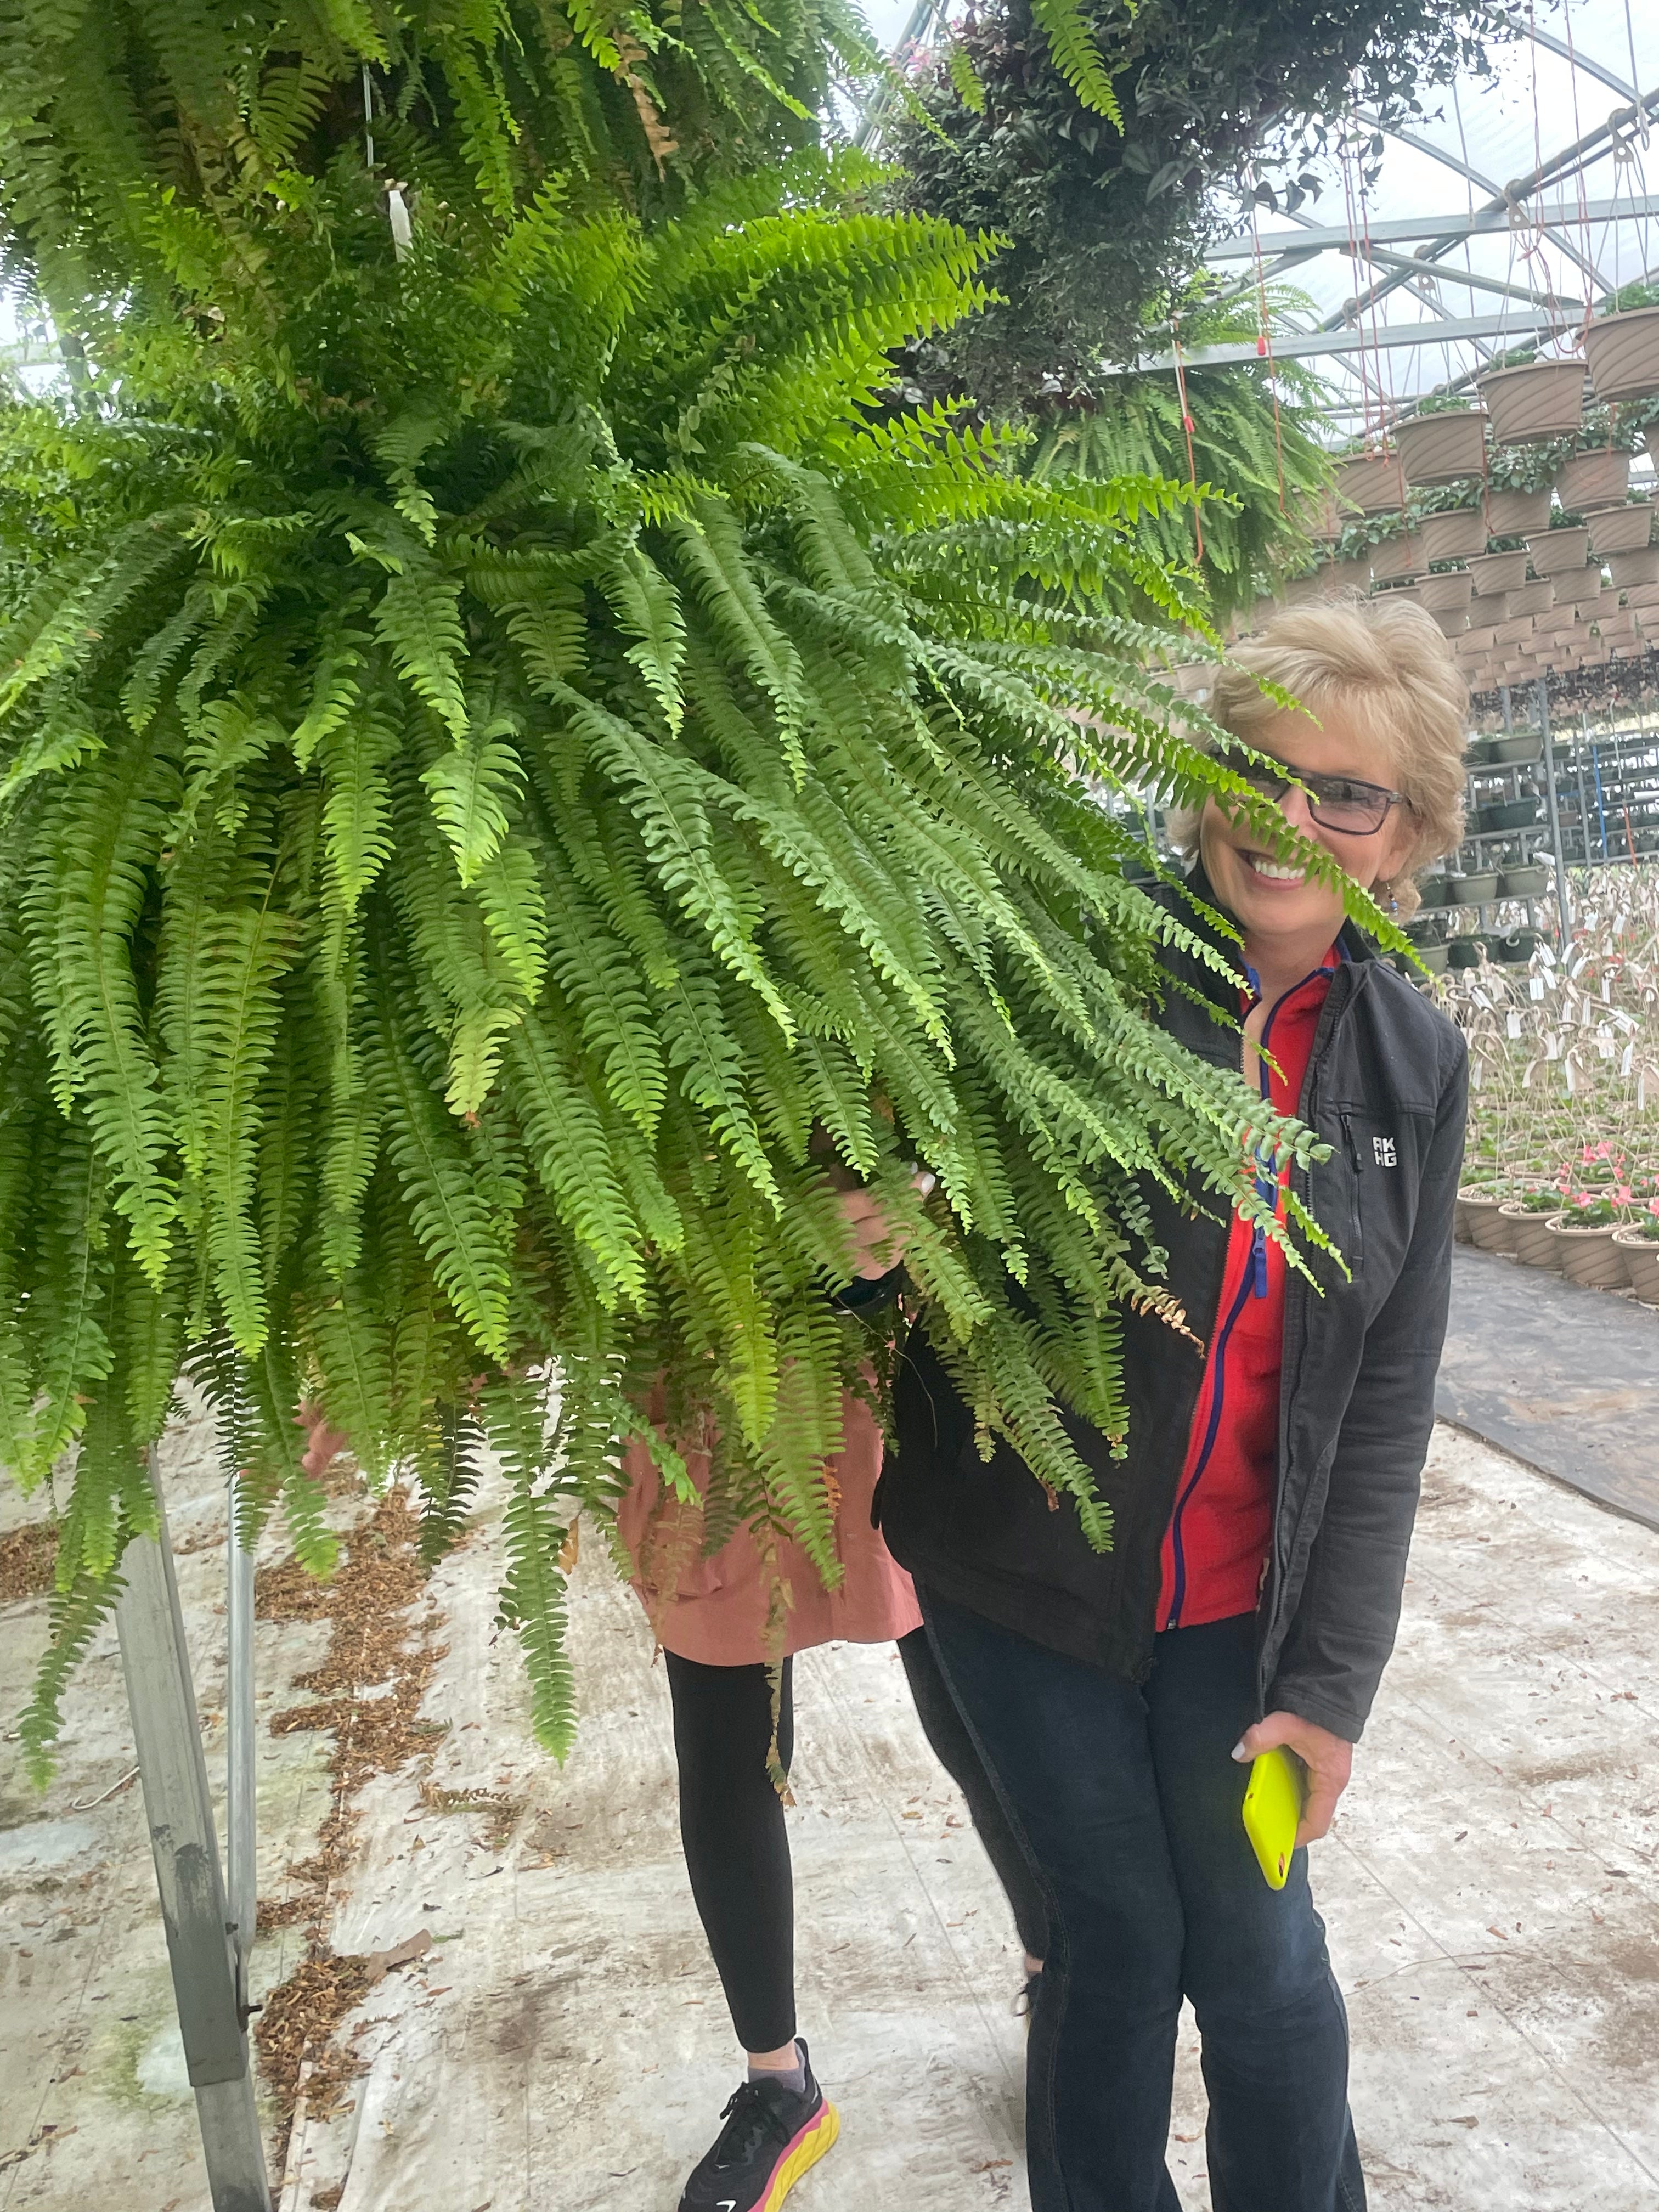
1171,314,1205,562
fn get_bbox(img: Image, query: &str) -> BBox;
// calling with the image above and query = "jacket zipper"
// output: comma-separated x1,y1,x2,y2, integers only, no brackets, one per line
1164,959,1335,1629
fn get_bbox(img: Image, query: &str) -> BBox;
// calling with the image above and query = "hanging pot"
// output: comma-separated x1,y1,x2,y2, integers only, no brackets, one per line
1621,578,1659,607
1468,549,1529,596
1321,555,1373,592
1455,1186,1501,1244
1607,545,1659,588
1417,569,1474,613
1449,868,1501,901
1503,1203,1564,1267
1415,941,1451,974
1335,451,1405,516
1477,359,1587,444
1477,798,1542,833
1612,1225,1659,1305
1446,934,1485,968
1506,579,1557,617
1469,1192,1522,1254
1581,304,1659,404
1489,928,1541,966
1395,409,1489,486
1483,486,1554,535
1296,488,1346,542
1278,572,1324,606
1432,608,1469,638
1555,447,1632,512
1418,507,1490,565
1558,566,1606,612
1463,624,1499,653
1494,614,1536,646
1368,531,1427,581
1586,500,1652,556
1525,525,1590,576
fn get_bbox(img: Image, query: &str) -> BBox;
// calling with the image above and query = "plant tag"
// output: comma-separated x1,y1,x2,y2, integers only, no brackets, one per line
1621,1042,1635,1077
1529,975,1545,1001
1506,1009,1523,1038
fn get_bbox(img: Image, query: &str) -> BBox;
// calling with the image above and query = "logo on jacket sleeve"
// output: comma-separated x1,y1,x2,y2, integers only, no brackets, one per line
1373,1135,1398,1167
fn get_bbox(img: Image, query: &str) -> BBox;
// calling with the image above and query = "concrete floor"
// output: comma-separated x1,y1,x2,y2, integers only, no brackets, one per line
3,1419,1658,2211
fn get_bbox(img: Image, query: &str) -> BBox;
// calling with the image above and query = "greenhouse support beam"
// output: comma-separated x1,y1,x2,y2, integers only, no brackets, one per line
116,1450,273,2212
226,1492,257,2021
1535,682,1572,949
1205,193,1659,261
1122,308,1564,374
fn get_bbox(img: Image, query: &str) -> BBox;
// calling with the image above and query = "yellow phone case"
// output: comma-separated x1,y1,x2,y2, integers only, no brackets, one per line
1242,1747,1305,1889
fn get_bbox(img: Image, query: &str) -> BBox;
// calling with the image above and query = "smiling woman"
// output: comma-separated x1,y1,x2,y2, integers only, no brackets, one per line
878,592,1473,2212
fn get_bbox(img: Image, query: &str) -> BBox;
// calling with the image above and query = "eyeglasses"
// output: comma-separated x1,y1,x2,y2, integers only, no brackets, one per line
1216,750,1409,838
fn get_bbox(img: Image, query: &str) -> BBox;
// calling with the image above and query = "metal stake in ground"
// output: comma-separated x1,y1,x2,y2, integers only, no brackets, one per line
116,1447,273,2212
227,1477,258,2023
1535,679,1572,949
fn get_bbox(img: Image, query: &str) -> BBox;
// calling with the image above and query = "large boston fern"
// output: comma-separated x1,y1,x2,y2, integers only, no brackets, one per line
0,7,1358,1770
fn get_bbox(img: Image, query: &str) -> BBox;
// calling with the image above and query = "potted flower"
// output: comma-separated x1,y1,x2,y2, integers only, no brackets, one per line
1499,1187,1570,1268
1611,1203,1659,1305
1545,1189,1635,1290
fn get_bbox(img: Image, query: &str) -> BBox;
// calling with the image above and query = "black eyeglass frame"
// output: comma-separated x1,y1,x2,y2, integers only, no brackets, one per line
1215,750,1411,839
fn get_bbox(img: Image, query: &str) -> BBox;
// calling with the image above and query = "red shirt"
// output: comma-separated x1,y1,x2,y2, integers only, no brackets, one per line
1156,950,1340,1631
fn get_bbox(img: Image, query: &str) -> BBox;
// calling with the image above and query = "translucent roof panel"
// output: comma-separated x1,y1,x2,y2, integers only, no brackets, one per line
1193,1,1659,432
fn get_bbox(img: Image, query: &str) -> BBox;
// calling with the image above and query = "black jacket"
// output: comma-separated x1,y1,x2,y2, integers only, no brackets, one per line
878,872,1468,1744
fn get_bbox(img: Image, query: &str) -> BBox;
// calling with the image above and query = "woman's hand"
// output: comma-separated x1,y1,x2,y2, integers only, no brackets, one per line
1232,1710,1355,1847
838,1170,937,1279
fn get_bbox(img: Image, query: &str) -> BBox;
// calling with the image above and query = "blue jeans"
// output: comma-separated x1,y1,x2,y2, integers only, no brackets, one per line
920,1593,1366,2212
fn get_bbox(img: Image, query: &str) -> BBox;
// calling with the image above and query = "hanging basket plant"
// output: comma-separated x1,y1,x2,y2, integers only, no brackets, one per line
1334,450,1405,516
1525,524,1592,576
1556,446,1632,514
1419,507,1489,565
1483,485,1554,537
1468,549,1530,597
1478,359,1588,446
1395,408,1489,487
1587,500,1655,557
1582,306,1659,407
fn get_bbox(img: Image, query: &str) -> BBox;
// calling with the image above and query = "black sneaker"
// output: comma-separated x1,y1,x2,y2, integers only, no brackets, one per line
676,2040,839,2212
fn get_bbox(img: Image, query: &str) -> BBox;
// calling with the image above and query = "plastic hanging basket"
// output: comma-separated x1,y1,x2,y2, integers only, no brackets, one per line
1419,507,1489,564
1477,358,1587,444
1525,524,1591,576
1395,409,1489,486
1582,305,1659,405
1468,549,1530,597
1587,500,1653,556
1334,451,1405,515
1418,569,1474,613
1482,486,1554,537
1556,447,1632,512
1368,531,1427,581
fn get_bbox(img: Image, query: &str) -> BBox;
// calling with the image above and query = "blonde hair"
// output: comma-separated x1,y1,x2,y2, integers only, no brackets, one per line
1179,593,1469,920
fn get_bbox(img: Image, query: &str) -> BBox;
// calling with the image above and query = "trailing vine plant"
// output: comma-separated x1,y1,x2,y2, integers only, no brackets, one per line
0,2,1390,1773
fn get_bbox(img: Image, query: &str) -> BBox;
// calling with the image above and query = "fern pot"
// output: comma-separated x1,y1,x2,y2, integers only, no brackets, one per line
1526,525,1591,577
1612,1227,1659,1305
1419,507,1489,565
1369,532,1427,581
1556,448,1632,512
1335,452,1405,515
1582,305,1659,404
1545,1217,1628,1290
1498,862,1549,897
1609,546,1659,589
1479,359,1587,444
1508,1206,1568,1268
1484,486,1553,535
1468,549,1530,597
1396,411,1489,486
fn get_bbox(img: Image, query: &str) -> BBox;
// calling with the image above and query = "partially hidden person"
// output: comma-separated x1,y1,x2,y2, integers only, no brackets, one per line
618,1269,1050,2212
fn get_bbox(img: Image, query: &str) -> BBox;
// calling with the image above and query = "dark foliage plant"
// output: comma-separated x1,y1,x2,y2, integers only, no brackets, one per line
883,0,1517,411
0,1,1391,1772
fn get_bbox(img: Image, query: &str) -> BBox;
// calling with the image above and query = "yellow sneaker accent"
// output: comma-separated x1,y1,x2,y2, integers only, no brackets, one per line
759,2101,839,2212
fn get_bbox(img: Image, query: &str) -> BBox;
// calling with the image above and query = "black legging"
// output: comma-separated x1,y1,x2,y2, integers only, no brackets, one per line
666,1629,1049,2053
